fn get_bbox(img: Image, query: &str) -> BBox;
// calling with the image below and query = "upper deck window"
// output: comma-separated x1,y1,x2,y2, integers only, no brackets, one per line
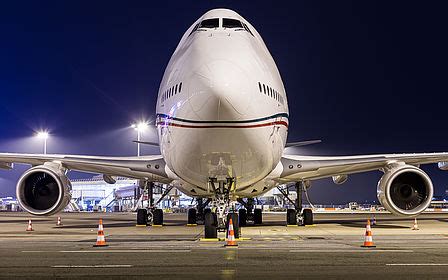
223,18,244,29
198,18,219,29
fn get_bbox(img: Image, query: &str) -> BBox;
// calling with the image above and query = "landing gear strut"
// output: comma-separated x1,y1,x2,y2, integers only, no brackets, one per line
203,177,240,239
136,181,168,226
279,181,313,226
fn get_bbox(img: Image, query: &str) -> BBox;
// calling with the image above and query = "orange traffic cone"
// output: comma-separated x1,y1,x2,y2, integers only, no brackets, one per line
93,219,108,247
26,219,34,231
56,216,63,226
225,217,238,247
361,219,376,248
412,218,419,230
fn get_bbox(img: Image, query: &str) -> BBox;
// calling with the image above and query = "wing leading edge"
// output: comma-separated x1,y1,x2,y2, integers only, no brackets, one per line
278,152,448,182
0,153,172,183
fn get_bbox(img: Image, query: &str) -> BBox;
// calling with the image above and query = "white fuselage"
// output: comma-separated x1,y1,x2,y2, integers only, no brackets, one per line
156,9,289,198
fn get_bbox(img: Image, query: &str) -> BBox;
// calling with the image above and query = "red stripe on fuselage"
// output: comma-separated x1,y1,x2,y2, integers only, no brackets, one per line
156,121,288,129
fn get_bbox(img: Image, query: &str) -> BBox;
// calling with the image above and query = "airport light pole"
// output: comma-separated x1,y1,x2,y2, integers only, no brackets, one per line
36,131,49,154
131,122,148,157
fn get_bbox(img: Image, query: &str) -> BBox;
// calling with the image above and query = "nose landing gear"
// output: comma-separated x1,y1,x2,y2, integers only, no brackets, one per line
203,177,240,239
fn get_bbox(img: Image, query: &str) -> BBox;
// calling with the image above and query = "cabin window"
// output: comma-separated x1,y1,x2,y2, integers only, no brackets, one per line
179,82,182,93
263,84,266,94
258,82,262,92
175,84,178,94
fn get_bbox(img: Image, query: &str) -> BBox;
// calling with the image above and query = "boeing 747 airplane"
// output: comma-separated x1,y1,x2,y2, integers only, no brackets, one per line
1,9,447,238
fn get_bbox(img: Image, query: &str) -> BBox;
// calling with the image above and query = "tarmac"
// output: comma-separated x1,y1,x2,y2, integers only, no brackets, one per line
1,211,448,279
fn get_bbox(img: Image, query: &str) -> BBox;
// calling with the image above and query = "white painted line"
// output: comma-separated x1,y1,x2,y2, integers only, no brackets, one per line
52,265,132,268
22,249,191,253
59,250,191,253
289,249,414,253
386,264,448,266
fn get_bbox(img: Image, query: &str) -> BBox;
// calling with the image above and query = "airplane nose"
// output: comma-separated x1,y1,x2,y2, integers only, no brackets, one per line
188,60,252,121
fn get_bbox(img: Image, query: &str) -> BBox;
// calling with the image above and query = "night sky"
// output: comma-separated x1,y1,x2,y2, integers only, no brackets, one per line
1,1,448,204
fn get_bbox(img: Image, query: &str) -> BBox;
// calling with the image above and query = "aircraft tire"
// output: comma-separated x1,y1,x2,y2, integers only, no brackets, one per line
137,208,148,225
303,208,313,225
286,209,296,225
254,208,262,225
227,212,240,239
238,208,247,227
153,209,163,225
188,208,197,224
204,212,217,239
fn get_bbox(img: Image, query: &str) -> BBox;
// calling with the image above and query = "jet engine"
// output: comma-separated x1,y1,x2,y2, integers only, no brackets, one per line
16,164,72,215
377,163,433,216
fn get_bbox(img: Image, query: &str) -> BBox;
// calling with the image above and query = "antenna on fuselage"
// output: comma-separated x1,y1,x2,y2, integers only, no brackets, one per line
285,140,322,148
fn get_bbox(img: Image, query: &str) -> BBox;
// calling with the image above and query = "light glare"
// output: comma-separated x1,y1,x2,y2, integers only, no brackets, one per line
36,131,49,139
131,121,149,132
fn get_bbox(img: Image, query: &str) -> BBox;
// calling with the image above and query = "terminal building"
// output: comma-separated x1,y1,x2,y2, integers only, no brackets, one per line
70,175,191,212
69,175,299,212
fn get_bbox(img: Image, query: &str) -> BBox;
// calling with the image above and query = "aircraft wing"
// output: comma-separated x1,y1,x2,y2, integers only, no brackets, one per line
0,153,171,183
278,152,448,182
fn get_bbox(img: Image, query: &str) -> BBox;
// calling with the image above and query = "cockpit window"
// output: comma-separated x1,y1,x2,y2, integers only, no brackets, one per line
198,18,219,29
242,23,254,36
223,18,244,29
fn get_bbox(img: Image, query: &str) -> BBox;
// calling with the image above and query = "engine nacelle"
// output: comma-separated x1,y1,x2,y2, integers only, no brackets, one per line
16,164,72,216
377,163,433,216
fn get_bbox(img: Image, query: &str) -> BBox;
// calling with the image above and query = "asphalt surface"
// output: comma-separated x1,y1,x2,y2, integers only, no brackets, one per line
1,211,448,279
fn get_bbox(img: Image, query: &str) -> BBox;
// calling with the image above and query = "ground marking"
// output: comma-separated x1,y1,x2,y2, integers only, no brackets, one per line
386,263,448,266
52,265,132,268
23,249,191,253
289,249,414,253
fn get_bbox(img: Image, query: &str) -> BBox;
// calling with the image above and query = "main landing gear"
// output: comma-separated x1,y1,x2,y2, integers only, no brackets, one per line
237,198,262,226
136,181,172,226
187,198,211,225
279,181,314,226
